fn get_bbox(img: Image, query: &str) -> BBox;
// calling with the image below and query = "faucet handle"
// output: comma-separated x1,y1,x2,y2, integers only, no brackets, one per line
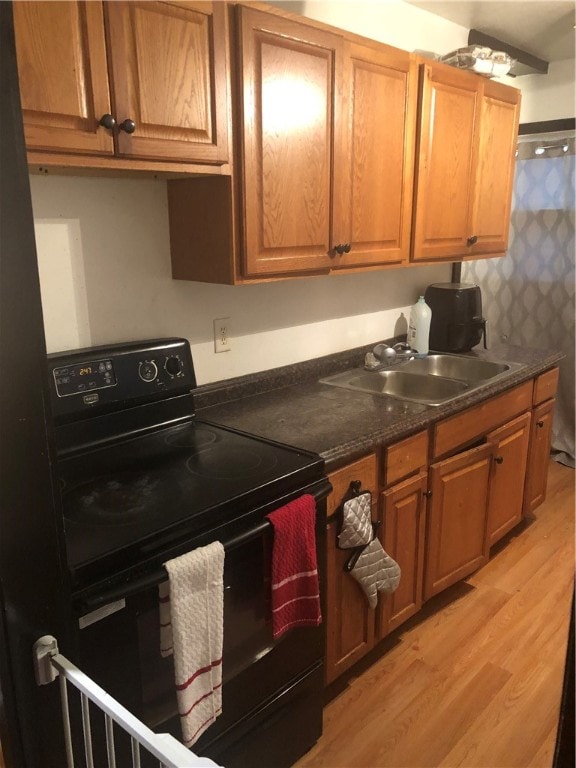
373,343,397,363
393,342,412,353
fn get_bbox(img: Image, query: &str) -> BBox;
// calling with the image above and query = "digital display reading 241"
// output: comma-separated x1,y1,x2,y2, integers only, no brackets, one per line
53,359,117,397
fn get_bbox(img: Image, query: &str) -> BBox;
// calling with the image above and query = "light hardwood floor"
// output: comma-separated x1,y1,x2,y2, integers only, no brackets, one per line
297,459,575,768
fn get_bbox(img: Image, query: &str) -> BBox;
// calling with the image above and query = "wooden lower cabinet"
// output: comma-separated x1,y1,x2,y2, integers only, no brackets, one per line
378,471,427,637
325,456,427,683
524,398,556,514
423,442,493,600
486,412,531,546
324,454,378,685
325,517,376,684
325,372,557,685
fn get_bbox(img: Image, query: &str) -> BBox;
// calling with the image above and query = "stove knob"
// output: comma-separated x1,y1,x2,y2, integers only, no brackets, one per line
138,360,158,382
164,355,184,377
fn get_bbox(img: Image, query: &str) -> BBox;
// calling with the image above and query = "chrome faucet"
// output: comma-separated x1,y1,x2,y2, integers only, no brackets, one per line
364,342,419,371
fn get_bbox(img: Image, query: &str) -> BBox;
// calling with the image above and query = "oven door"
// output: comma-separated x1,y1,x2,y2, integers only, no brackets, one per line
74,483,328,766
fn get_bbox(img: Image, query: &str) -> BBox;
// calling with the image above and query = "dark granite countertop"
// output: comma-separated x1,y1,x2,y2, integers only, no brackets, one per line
194,343,563,471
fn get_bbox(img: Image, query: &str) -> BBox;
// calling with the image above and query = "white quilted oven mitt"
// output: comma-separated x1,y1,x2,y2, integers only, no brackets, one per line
348,538,401,609
338,492,373,549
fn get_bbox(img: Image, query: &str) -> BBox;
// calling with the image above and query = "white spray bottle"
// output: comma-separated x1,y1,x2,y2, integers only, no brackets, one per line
408,296,432,354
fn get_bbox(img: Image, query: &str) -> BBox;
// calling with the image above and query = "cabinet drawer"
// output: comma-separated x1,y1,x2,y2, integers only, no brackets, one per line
327,454,377,518
533,367,559,405
432,381,532,459
383,430,428,487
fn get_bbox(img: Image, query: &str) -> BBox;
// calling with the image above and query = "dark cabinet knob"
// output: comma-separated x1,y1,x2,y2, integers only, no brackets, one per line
494,456,504,464
334,243,352,255
467,235,478,247
537,420,545,428
98,114,116,130
119,119,136,134
423,490,432,498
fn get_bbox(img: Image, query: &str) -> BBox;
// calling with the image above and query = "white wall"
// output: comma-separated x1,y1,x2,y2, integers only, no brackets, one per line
32,175,447,383
34,0,572,386
517,59,576,123
293,0,469,52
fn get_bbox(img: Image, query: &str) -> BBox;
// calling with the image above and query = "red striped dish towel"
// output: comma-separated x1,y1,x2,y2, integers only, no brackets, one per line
266,494,321,640
161,542,224,747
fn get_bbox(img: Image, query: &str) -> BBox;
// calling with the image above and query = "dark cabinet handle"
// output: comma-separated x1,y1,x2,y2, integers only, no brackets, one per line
119,119,136,134
99,114,116,130
423,490,432,498
494,456,504,464
467,235,478,247
537,420,545,428
334,243,352,255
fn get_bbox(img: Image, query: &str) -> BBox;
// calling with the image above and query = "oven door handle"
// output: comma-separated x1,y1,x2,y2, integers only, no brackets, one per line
78,521,270,612
78,481,331,613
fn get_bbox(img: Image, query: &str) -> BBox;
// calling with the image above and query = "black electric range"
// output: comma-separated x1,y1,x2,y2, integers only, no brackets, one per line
49,338,325,592
48,338,330,768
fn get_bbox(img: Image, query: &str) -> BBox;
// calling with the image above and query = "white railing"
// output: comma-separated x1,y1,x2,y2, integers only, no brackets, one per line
33,636,220,768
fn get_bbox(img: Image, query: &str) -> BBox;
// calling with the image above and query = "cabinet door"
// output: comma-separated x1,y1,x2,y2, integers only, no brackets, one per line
412,63,480,262
14,1,114,156
238,7,341,277
325,517,377,685
325,455,377,685
486,412,531,546
470,79,521,256
378,472,427,637
104,1,228,164
524,399,555,514
331,41,417,268
424,443,492,600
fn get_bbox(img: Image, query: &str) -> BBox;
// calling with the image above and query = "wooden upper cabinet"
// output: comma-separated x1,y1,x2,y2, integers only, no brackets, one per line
332,41,417,268
412,62,480,262
237,8,419,278
13,1,114,156
14,1,228,167
412,61,520,262
238,6,341,277
470,79,521,256
104,1,228,164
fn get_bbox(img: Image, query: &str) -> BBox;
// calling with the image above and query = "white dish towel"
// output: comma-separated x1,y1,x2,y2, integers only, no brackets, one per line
161,542,225,747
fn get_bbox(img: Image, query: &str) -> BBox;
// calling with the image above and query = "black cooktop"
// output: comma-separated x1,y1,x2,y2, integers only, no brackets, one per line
59,418,323,573
49,338,325,591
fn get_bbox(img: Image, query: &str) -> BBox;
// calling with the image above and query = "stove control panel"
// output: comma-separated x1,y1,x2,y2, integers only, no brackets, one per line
48,338,196,420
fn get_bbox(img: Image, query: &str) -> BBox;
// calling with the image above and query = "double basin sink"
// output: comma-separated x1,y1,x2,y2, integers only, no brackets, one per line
320,353,523,407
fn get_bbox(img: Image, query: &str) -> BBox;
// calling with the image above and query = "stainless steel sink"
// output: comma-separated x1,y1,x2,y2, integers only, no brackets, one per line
320,369,468,406
398,354,511,383
320,353,523,406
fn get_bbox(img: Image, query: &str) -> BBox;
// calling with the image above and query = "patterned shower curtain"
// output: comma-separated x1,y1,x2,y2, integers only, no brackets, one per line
463,135,575,466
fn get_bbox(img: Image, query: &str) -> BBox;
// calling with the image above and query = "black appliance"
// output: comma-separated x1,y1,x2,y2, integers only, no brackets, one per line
424,282,487,353
48,337,331,768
